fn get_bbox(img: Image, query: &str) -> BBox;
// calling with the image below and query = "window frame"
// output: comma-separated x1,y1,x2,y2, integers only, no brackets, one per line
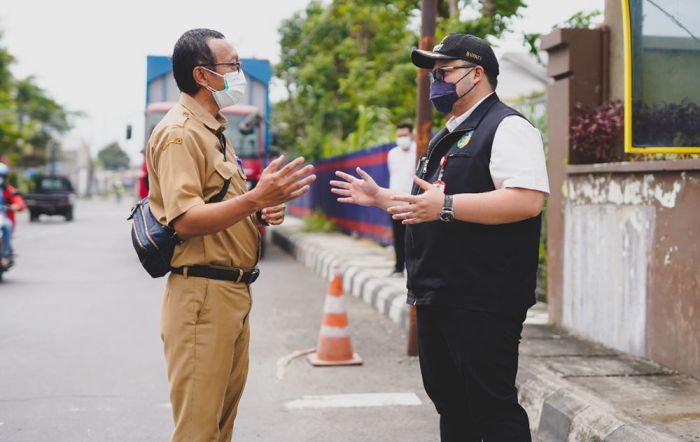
621,0,700,153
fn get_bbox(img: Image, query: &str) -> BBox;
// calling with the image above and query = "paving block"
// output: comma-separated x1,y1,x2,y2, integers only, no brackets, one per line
521,337,617,357
543,355,669,378
604,424,680,442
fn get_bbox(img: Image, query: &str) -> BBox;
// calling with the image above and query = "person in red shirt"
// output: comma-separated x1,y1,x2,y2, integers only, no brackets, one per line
138,158,149,199
0,163,26,267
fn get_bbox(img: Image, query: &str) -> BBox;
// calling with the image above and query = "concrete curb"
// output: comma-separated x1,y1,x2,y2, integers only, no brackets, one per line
272,226,410,330
518,363,679,441
271,223,684,441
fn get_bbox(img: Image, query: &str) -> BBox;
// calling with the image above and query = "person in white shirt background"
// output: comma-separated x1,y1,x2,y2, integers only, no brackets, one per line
386,123,416,277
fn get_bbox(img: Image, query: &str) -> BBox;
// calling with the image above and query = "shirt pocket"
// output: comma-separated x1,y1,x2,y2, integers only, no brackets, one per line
211,160,238,201
447,150,473,159
214,159,236,179
442,152,475,194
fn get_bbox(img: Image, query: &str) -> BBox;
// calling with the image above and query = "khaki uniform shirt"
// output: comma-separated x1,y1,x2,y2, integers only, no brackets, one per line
146,93,260,270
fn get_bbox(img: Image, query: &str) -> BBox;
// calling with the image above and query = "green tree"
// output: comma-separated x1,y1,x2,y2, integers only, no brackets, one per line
274,0,527,160
97,142,130,171
436,0,526,41
14,77,73,166
274,0,418,160
0,31,75,166
0,34,19,156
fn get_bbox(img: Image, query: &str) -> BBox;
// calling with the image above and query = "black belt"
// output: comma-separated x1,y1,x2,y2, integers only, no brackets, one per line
171,266,260,284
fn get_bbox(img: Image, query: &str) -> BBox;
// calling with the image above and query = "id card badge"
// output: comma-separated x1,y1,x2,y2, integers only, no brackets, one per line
433,156,448,192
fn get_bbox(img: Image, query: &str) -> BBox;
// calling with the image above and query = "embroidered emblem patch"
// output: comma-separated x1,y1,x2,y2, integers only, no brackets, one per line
161,137,183,150
457,130,474,149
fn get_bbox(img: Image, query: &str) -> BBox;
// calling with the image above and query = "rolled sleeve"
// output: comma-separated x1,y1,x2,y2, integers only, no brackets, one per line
490,116,550,195
153,129,206,225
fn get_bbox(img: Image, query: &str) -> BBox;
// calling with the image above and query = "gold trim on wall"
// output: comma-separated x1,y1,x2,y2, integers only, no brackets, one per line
621,0,700,153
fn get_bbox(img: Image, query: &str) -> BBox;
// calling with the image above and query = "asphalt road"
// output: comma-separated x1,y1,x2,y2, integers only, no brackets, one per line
0,199,437,442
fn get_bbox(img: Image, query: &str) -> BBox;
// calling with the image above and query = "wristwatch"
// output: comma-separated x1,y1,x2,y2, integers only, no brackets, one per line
439,194,454,222
256,210,270,226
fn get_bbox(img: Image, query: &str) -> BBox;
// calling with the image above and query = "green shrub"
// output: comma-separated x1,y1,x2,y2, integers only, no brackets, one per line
302,210,337,233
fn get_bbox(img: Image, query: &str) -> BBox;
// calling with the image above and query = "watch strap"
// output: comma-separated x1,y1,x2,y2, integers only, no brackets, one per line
443,194,453,211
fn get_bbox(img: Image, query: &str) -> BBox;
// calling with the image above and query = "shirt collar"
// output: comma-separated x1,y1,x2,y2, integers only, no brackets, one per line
178,93,227,133
445,92,495,133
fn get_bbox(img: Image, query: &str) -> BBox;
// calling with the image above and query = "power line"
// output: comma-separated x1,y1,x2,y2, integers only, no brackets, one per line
644,0,700,46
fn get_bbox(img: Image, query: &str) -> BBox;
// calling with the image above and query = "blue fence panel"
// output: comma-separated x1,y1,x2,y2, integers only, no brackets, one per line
288,143,395,245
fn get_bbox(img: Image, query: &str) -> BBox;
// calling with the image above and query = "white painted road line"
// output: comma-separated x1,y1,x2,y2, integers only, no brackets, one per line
284,393,422,410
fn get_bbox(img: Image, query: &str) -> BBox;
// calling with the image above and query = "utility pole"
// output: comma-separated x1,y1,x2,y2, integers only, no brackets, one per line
49,141,58,176
408,0,436,357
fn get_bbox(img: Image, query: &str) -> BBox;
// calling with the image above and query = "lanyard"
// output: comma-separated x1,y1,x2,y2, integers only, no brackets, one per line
433,155,448,192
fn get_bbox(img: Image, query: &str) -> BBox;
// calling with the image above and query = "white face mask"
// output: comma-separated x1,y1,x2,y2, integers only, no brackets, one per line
202,67,247,109
396,136,412,150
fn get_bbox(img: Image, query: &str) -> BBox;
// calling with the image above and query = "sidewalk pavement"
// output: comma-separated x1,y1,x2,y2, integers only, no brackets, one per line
271,217,700,441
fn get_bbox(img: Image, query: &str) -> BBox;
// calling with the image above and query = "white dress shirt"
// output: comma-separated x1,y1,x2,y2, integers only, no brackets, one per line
446,92,550,195
387,142,417,194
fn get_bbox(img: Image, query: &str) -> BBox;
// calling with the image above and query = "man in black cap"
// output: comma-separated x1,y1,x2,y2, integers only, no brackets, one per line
331,33,549,441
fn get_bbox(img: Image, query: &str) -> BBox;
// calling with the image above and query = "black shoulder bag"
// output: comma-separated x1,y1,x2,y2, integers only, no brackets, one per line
128,133,231,278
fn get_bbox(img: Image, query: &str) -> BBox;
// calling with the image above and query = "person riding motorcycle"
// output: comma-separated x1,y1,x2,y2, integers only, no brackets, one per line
0,163,26,268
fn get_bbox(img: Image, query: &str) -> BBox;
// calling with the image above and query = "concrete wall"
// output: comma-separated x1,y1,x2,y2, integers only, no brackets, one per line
543,2,700,379
563,203,653,357
562,162,700,377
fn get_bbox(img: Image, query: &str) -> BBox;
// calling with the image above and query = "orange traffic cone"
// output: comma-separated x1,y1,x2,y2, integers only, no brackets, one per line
308,269,363,366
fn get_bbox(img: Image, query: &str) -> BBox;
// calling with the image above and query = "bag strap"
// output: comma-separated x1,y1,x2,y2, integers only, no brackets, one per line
208,179,230,203
217,132,227,161
208,131,231,204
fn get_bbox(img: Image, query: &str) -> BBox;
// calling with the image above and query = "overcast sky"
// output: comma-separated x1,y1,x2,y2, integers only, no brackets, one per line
1,0,602,164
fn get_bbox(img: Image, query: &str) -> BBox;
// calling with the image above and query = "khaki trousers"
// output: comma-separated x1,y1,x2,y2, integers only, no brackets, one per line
161,273,252,442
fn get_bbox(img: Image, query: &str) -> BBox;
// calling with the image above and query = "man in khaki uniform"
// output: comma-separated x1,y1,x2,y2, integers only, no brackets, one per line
146,29,315,442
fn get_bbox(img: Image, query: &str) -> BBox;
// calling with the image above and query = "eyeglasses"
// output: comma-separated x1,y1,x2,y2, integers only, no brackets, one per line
199,62,243,73
430,64,475,82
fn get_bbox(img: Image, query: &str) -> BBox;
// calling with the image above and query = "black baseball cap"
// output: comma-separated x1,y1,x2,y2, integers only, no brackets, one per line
411,33,499,78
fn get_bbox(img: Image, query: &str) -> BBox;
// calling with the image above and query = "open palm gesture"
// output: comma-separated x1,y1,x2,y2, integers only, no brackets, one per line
330,167,381,207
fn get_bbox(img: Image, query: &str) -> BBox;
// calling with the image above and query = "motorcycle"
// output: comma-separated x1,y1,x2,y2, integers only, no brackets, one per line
0,205,14,281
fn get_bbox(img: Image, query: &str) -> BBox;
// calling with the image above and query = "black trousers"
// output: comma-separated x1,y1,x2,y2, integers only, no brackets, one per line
416,305,531,442
391,218,406,272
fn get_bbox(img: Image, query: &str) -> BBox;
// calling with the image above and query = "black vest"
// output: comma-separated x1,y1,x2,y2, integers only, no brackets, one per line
405,93,541,313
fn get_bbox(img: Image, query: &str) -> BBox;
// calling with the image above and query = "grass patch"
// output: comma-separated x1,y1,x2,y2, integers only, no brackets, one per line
302,210,337,233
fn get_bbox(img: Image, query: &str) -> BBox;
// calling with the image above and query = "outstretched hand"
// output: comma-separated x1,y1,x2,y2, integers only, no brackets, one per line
250,155,316,209
330,167,381,207
388,176,444,224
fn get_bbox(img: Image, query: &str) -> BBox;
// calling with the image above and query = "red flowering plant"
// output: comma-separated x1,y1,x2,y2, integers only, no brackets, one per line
570,99,700,164
570,100,624,163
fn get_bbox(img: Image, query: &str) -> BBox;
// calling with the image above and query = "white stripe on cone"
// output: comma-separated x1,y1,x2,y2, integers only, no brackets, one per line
322,295,347,314
319,325,350,338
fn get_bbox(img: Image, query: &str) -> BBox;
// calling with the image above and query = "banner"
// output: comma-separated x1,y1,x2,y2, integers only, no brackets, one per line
288,143,394,245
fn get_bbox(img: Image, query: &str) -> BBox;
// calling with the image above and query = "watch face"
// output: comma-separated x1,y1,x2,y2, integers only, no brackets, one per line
439,210,454,222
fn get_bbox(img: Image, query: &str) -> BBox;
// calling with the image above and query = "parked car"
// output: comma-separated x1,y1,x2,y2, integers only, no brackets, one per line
24,175,75,222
